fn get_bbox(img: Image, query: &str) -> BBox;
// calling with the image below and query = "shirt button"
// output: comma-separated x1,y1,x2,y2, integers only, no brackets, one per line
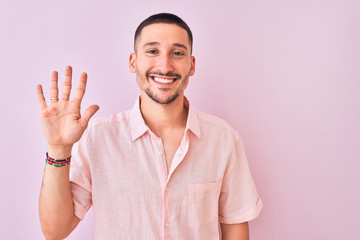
158,150,163,155
166,222,170,227
165,187,169,192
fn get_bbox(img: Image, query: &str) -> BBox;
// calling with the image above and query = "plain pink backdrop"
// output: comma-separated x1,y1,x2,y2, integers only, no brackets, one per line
0,0,359,239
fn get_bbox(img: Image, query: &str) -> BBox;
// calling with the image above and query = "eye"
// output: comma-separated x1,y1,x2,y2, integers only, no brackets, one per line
172,51,184,56
146,49,158,55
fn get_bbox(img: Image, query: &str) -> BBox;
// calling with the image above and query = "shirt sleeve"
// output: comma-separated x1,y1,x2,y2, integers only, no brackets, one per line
69,136,93,220
218,132,263,224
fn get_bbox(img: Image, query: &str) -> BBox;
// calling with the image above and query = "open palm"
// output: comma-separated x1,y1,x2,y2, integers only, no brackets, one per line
37,66,99,149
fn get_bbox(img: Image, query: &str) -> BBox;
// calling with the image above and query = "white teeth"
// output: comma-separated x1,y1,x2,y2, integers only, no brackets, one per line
153,77,174,84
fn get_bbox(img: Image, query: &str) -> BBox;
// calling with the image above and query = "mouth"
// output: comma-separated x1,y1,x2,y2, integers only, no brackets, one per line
150,76,177,84
146,71,182,87
148,74,180,87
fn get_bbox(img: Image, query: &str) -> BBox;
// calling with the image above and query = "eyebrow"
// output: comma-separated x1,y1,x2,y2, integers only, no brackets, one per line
143,42,188,51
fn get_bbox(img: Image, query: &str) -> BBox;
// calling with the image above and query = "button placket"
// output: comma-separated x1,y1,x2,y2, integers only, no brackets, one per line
153,137,167,181
164,187,170,235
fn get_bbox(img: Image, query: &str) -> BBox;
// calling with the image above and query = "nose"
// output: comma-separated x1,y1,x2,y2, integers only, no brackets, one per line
156,54,174,74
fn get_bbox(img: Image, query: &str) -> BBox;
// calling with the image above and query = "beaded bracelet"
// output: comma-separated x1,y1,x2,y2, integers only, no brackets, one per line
46,152,71,167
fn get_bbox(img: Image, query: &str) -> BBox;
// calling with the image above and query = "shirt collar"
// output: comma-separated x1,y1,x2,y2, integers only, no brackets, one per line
130,97,201,141
130,97,148,141
184,97,201,139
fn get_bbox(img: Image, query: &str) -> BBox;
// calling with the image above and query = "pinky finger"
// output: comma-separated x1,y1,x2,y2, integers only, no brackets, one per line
37,84,48,110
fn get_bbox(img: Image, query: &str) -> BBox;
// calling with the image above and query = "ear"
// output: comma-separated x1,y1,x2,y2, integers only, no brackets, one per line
189,56,195,76
129,53,136,73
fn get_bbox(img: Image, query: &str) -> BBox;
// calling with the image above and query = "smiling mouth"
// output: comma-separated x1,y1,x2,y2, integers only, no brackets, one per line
149,76,178,84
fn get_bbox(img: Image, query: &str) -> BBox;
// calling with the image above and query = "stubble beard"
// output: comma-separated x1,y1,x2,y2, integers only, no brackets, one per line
141,70,188,105
145,87,180,105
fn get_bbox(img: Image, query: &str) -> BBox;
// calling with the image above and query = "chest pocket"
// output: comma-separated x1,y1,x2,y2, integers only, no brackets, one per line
188,182,221,229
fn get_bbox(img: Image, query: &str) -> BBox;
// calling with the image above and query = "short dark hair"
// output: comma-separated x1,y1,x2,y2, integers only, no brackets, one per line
134,13,193,53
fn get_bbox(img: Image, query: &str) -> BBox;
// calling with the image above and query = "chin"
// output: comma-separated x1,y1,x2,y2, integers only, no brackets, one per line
145,89,180,105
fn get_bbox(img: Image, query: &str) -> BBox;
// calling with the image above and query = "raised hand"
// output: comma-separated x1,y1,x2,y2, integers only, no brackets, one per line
37,66,99,154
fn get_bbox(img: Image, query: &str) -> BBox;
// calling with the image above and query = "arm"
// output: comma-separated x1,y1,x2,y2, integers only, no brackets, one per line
37,66,99,239
39,155,80,240
221,222,249,240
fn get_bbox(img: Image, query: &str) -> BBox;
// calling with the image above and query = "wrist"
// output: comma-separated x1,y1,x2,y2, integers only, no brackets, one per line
46,152,71,167
47,145,73,159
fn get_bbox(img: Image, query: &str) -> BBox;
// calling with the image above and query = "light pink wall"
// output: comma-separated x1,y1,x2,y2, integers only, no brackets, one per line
1,0,359,239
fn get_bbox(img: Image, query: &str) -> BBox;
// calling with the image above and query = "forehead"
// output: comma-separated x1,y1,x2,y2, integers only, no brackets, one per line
137,23,190,49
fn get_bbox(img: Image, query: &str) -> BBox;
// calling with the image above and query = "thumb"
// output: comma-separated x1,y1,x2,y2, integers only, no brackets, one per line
81,104,100,126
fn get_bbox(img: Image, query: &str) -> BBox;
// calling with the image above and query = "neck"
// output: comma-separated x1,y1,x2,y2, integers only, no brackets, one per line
140,93,188,138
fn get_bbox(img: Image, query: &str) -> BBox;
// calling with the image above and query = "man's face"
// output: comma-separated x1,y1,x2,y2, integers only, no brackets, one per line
129,23,195,105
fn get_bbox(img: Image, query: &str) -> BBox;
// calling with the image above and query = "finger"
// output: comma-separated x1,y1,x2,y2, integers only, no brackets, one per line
36,84,48,110
61,65,72,101
73,72,87,104
50,71,59,102
81,105,100,126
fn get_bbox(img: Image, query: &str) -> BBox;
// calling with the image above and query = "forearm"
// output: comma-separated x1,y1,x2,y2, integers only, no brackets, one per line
39,147,79,239
221,222,249,240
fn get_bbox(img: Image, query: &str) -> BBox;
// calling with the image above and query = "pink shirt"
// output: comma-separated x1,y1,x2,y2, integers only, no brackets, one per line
70,98,262,239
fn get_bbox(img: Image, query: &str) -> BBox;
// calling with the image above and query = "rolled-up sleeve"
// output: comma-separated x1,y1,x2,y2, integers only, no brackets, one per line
218,133,263,224
69,136,93,220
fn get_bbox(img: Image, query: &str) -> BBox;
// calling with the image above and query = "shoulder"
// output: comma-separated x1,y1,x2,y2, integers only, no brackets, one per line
84,109,132,138
89,110,130,127
194,109,242,144
192,109,247,162
196,110,238,135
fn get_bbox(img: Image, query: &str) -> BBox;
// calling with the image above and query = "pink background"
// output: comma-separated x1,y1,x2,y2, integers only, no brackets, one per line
1,0,359,239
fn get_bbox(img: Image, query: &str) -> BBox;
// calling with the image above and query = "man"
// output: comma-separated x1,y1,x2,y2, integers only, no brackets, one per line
38,13,262,239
